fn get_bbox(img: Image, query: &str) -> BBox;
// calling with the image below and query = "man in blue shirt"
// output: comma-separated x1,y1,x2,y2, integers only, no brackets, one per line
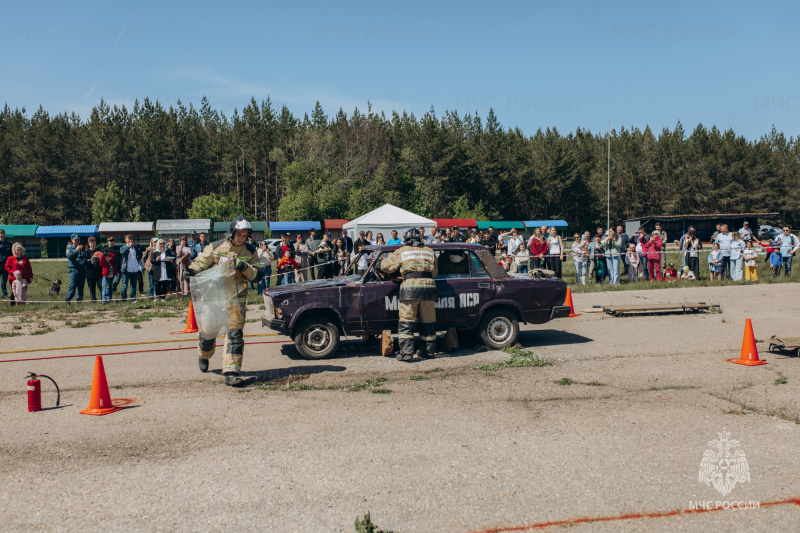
65,234,87,304
191,232,208,260
774,226,799,276
387,230,403,245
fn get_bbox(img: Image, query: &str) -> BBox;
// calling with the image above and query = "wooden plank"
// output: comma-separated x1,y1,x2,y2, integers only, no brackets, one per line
602,302,718,316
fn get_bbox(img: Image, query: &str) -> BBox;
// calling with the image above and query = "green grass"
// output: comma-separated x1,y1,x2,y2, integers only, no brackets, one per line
472,345,551,372
501,345,552,367
256,377,391,393
711,392,800,424
355,512,394,533
586,381,606,386
556,378,575,386
428,367,444,373
775,376,788,385
646,385,700,391
409,375,429,381
0,331,22,337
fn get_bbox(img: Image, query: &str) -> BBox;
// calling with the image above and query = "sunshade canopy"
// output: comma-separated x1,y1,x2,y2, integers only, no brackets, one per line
476,221,524,230
431,218,478,228
342,204,435,239
269,221,322,233
155,219,211,233
523,220,568,229
0,225,37,237
99,222,155,233
36,225,100,238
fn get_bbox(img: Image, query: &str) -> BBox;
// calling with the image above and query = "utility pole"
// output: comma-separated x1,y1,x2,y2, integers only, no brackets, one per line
607,120,611,231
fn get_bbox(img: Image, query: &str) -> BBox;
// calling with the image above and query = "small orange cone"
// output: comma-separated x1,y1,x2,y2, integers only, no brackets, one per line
565,288,580,317
171,301,199,334
80,356,122,416
730,319,767,366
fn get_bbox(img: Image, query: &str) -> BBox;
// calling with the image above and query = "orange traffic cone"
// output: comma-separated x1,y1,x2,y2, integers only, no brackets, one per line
565,288,580,317
80,356,122,416
730,319,767,366
171,301,199,334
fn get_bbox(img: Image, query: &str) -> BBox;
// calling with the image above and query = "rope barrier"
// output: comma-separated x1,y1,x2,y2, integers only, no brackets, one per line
0,333,280,355
0,340,289,364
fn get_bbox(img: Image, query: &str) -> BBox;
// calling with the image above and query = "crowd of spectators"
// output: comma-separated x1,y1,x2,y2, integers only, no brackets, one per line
1,220,798,305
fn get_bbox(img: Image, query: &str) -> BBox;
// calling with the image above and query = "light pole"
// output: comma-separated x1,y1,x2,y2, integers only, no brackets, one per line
607,120,610,231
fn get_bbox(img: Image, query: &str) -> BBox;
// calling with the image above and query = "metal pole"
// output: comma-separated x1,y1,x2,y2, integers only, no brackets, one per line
607,120,610,231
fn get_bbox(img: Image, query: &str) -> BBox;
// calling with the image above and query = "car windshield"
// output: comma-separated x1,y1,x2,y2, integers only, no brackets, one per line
340,251,372,281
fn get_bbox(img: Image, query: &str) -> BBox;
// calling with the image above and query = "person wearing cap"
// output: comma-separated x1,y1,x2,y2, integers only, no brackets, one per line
664,262,678,282
680,265,696,281
354,230,369,253
65,234,87,304
342,229,354,256
738,221,753,242
188,230,198,250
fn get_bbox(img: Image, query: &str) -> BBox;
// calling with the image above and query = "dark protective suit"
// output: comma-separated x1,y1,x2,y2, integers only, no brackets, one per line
189,238,263,374
380,245,438,358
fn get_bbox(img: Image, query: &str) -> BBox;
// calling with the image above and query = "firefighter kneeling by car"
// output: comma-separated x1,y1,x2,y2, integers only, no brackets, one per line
380,228,438,361
184,216,263,387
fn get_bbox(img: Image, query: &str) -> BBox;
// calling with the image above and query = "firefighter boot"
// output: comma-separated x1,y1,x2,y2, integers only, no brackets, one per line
224,373,245,387
418,322,436,358
397,321,416,361
198,357,209,372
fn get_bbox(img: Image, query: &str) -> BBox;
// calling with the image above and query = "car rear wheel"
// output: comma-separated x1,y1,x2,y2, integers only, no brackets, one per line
294,317,340,360
479,309,519,350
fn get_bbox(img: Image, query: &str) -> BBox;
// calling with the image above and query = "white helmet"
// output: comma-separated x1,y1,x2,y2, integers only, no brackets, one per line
230,216,253,238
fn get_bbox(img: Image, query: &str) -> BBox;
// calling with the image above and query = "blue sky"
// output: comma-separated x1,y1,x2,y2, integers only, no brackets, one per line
2,0,796,140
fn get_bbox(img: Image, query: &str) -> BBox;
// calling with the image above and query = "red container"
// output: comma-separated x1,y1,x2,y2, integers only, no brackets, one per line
27,378,41,412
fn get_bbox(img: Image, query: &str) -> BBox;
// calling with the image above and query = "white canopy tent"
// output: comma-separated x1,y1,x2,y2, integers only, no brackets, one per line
342,204,435,243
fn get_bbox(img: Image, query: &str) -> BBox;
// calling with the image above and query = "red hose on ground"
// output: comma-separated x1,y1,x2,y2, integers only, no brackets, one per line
0,340,289,363
470,498,800,533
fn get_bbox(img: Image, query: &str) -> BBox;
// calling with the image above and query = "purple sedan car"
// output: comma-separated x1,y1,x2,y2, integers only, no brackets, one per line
263,244,571,359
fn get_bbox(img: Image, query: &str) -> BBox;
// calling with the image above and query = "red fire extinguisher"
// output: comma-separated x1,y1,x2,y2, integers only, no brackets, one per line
27,372,60,412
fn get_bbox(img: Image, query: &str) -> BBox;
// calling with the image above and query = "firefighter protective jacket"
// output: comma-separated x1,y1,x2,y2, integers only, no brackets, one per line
380,245,438,301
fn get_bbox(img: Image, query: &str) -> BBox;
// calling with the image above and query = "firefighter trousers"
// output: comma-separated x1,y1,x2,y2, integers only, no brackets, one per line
198,289,247,374
398,300,436,357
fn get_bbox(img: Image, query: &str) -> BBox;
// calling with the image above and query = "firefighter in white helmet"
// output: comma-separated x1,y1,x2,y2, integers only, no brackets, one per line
185,216,263,387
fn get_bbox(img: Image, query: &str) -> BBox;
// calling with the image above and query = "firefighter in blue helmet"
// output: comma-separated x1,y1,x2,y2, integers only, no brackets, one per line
185,217,263,387
380,228,438,361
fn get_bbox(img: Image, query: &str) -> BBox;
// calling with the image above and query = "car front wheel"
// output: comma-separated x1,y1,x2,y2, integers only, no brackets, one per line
294,317,340,360
479,309,519,350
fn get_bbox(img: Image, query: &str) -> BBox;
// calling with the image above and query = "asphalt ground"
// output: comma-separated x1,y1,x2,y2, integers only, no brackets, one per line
1,283,799,532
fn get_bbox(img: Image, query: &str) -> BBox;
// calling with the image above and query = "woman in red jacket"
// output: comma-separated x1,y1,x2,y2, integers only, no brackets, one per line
529,228,547,270
642,231,663,281
5,243,33,285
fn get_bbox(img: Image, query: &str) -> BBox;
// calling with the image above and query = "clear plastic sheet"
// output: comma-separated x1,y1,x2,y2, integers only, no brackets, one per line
190,259,237,339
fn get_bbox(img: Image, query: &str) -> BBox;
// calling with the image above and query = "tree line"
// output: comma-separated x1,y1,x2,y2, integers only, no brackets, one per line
0,97,798,230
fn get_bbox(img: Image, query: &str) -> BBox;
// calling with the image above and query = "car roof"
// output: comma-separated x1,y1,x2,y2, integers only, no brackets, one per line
361,243,488,252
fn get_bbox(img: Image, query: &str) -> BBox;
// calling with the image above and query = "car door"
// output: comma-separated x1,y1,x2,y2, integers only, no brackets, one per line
433,250,495,329
359,252,400,332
